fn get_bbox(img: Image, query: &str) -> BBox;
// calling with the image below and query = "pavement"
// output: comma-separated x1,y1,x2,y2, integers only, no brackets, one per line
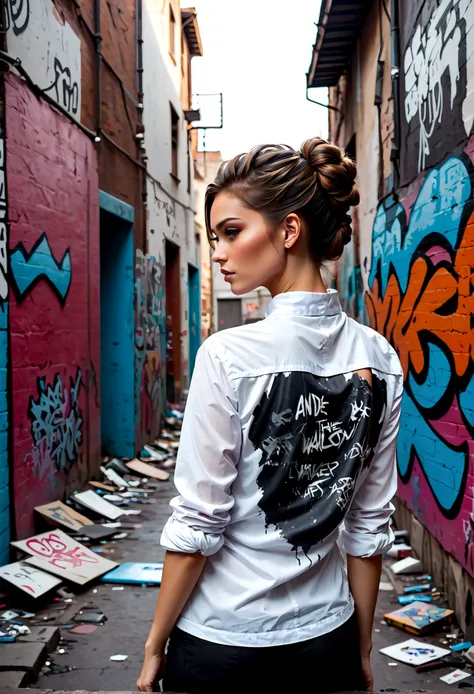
3,473,468,692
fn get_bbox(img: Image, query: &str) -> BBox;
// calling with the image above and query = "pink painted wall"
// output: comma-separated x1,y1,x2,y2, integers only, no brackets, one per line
6,75,101,539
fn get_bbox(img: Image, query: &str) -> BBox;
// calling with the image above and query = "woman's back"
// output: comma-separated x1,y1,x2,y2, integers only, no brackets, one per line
161,289,403,647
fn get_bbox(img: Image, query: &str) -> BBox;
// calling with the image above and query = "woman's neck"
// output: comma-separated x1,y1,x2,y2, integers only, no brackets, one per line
266,261,327,297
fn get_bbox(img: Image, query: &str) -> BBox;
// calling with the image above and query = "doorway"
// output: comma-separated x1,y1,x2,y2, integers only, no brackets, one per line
165,240,181,404
217,298,242,330
188,263,201,379
99,191,135,459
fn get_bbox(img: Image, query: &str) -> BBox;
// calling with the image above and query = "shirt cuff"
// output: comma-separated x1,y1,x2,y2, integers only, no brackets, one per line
340,523,395,558
160,516,225,557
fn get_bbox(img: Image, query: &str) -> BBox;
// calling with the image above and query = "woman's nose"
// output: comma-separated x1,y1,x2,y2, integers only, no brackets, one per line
211,245,227,264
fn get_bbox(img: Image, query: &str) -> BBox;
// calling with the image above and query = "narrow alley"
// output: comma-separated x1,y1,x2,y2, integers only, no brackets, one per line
1,0,474,691
0,445,469,692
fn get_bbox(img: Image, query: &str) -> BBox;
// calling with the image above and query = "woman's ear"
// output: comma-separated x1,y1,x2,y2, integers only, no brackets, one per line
283,213,302,250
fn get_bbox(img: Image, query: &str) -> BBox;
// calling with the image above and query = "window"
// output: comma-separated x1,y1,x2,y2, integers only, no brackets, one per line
169,4,176,58
170,104,179,179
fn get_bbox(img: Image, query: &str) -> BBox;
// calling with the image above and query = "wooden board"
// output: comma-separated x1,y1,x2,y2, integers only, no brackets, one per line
126,458,170,481
35,500,93,531
89,481,116,493
73,490,124,520
12,529,118,584
0,561,61,598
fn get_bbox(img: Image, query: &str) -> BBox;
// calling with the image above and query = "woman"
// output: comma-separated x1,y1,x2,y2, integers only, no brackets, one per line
137,137,403,694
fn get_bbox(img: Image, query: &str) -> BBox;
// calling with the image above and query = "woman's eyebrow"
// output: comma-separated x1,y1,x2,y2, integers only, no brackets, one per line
214,216,242,232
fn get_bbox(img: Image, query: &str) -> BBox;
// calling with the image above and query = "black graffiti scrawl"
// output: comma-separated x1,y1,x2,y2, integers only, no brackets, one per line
249,371,387,561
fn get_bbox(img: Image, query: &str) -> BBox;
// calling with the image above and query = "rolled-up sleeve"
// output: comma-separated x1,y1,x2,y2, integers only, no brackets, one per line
341,375,403,558
160,337,241,557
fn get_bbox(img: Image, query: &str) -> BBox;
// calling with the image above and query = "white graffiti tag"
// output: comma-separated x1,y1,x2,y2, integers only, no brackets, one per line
329,477,355,510
404,0,474,171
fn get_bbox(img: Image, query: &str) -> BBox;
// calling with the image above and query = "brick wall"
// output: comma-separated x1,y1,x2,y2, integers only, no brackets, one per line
6,74,100,538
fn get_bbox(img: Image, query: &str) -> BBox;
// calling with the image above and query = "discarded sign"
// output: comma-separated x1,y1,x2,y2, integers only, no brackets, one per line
12,529,118,584
35,501,93,532
100,466,129,489
73,490,124,520
102,562,163,585
126,459,170,481
0,561,61,598
440,669,471,684
392,557,423,575
384,601,454,635
380,639,450,666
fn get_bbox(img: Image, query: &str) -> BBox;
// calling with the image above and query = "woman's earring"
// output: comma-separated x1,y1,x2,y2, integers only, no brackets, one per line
285,243,290,249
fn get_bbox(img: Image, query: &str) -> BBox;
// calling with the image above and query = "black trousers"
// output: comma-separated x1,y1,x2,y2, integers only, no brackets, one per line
162,614,365,694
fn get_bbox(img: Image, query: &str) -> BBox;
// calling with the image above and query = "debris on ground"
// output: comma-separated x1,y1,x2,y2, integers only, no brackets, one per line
0,422,180,686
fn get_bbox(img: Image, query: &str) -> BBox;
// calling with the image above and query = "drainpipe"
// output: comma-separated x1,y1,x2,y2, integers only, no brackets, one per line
390,0,401,192
136,0,147,250
94,0,102,136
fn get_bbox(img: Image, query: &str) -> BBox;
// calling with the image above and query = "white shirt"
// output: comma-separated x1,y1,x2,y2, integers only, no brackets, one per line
161,290,404,647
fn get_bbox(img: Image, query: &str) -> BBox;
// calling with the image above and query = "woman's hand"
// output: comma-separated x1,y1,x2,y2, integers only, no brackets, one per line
361,654,374,691
136,650,166,692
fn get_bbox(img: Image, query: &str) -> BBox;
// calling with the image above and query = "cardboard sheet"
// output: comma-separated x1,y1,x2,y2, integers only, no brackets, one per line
0,561,62,597
12,529,118,584
126,459,170,481
35,501,93,532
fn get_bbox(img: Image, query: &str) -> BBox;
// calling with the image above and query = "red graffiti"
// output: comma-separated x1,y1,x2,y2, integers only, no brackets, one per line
26,533,99,570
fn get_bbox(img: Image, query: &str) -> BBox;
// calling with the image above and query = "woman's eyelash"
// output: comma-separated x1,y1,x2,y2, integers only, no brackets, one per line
225,228,240,238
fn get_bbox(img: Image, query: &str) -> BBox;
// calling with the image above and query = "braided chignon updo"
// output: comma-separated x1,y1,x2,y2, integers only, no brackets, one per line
205,136,360,263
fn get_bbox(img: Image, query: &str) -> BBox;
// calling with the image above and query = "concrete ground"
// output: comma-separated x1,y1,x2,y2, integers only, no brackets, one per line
24,476,463,692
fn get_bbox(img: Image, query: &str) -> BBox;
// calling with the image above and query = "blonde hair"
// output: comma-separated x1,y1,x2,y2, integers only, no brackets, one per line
205,137,359,263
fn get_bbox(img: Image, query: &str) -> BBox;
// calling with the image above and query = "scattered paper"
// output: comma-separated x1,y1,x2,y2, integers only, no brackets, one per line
379,581,394,591
0,610,20,621
101,466,129,489
392,557,423,575
0,562,61,598
110,654,128,661
440,669,471,684
387,543,413,559
74,490,124,520
380,639,450,665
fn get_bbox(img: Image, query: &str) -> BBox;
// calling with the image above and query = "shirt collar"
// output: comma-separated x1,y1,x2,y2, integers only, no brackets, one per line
265,289,342,318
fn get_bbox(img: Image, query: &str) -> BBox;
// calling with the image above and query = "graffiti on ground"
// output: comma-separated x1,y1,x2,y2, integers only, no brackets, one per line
366,154,474,570
27,368,83,477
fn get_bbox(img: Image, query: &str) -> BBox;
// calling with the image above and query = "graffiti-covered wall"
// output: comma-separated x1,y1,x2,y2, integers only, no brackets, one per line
6,74,100,538
365,0,474,575
334,0,474,579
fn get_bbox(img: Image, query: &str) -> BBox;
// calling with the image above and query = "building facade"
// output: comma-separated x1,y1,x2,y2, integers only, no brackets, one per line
142,1,202,407
0,0,203,564
308,0,474,631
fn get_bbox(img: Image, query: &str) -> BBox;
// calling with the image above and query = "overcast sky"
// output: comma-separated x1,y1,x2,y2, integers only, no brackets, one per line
183,0,328,159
